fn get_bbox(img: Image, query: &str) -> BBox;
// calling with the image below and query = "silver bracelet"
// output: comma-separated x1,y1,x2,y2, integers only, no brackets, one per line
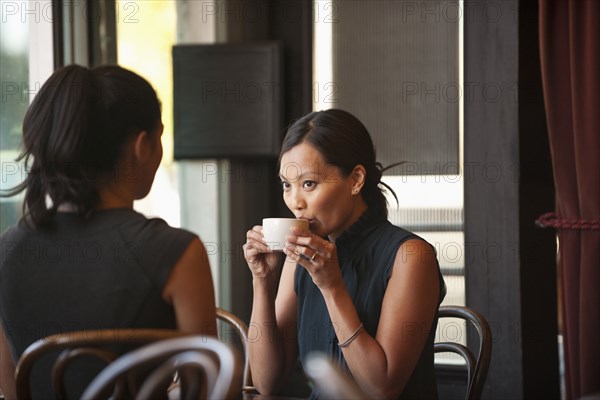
338,322,364,348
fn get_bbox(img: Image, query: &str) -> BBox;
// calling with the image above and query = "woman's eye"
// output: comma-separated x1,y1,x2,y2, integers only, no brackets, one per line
281,181,291,190
303,180,316,189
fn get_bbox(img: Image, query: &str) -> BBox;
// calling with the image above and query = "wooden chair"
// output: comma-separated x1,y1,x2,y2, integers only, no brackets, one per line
304,352,374,400
81,336,243,400
435,305,492,400
135,350,218,399
216,307,255,393
15,329,186,400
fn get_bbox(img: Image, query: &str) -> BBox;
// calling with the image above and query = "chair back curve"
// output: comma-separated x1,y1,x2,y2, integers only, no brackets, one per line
15,329,186,400
435,305,492,400
81,335,243,400
216,307,254,393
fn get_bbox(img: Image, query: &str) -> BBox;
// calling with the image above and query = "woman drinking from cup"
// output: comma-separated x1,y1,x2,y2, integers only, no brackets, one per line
243,109,446,399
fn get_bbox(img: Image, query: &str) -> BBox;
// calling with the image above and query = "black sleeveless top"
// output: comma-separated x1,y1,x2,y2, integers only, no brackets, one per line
0,208,196,399
294,207,446,399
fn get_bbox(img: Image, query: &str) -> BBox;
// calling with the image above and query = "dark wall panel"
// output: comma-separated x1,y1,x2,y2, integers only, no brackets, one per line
173,42,283,159
464,0,558,398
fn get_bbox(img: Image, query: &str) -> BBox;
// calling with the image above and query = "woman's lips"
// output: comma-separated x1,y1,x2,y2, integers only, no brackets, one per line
296,217,316,228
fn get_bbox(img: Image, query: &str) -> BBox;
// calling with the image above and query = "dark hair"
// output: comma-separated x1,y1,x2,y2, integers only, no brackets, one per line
2,64,161,227
278,109,399,217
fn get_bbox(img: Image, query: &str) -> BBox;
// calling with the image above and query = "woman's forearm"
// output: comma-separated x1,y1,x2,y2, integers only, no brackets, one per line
247,277,288,394
321,286,410,399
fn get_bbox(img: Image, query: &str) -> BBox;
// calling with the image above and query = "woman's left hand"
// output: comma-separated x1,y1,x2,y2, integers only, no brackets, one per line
283,226,343,291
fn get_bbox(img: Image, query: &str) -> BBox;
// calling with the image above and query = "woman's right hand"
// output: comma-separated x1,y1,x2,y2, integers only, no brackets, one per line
243,225,282,280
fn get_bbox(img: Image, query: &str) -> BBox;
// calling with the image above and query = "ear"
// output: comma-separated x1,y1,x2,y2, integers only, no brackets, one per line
350,165,366,195
132,130,150,163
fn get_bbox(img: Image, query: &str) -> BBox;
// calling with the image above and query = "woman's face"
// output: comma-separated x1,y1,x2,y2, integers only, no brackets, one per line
279,142,364,240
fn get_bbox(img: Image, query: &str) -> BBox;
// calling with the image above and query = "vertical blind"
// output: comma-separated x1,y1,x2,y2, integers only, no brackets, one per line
330,0,459,175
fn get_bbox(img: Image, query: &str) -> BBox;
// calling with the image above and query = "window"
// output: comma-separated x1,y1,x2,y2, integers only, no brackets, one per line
1,0,53,232
115,0,180,226
0,11,28,232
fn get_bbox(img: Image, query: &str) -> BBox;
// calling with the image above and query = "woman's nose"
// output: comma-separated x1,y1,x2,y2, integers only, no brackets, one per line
290,188,306,210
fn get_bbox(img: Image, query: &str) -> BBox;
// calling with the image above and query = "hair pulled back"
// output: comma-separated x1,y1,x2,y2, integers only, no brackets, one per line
279,109,398,217
4,64,161,227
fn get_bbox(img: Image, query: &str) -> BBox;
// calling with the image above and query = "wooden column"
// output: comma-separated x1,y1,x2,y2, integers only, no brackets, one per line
464,0,559,398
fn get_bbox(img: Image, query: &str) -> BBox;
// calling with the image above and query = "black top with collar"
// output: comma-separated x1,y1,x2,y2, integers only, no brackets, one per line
295,207,446,399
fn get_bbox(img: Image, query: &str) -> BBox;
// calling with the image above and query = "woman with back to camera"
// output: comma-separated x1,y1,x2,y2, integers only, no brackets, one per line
243,109,447,399
0,65,217,399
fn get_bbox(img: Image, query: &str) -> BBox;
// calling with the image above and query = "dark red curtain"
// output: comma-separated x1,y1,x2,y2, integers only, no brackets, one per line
539,1,600,399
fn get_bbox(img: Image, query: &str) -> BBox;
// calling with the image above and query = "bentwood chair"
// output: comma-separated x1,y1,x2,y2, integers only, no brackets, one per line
216,307,255,393
15,329,186,400
435,305,492,400
81,336,243,400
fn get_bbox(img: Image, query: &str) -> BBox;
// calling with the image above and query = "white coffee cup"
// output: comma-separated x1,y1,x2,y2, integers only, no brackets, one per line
262,218,309,251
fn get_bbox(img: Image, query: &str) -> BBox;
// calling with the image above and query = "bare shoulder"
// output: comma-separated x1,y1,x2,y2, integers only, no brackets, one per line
381,238,440,320
180,237,209,263
394,238,438,272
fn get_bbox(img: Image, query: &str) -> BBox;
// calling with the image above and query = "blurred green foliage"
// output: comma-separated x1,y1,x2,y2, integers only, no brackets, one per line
1,51,28,150
1,36,29,230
